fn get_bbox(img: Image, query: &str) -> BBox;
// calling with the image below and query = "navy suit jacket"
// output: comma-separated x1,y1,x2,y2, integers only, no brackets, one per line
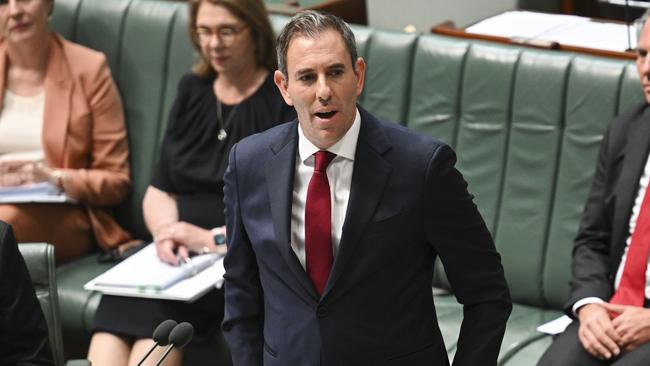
222,107,511,366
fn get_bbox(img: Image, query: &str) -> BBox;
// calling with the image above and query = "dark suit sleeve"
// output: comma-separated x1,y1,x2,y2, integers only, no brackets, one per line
422,145,512,366
0,223,54,366
566,123,616,314
221,145,264,366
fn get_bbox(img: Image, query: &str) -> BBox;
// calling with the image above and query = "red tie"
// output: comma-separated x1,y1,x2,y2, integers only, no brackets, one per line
610,186,650,307
305,150,336,296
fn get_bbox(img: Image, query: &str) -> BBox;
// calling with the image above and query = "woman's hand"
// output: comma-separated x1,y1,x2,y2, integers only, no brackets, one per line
153,222,227,265
0,160,51,187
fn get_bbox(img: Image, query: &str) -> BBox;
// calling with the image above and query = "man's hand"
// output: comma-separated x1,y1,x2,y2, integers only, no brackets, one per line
577,303,622,359
601,303,650,352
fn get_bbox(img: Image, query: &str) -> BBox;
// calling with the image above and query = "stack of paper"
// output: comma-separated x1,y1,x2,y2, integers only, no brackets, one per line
466,11,636,52
0,182,74,203
85,243,225,302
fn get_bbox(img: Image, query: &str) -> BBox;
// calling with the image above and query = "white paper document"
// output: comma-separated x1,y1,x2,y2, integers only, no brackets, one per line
536,315,573,335
539,21,636,52
0,182,75,203
466,11,635,52
466,11,587,40
85,243,225,302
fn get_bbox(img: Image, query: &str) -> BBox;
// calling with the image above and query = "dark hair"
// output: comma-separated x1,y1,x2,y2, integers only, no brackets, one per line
276,10,358,78
188,0,277,76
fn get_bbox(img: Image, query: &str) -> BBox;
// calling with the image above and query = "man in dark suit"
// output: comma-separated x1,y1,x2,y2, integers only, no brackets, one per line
538,11,650,366
0,221,53,365
222,10,511,366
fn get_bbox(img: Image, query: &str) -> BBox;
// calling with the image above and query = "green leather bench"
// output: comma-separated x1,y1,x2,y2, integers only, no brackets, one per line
48,0,644,364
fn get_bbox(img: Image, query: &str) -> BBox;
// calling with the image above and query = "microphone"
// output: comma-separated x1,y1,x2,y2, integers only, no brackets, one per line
154,322,194,366
135,319,178,366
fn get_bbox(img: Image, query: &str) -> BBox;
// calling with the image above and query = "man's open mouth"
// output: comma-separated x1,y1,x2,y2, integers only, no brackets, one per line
315,111,337,119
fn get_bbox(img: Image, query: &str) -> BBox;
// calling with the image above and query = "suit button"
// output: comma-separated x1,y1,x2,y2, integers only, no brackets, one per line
317,306,327,318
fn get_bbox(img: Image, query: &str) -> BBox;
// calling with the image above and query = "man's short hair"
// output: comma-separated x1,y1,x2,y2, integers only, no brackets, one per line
276,10,358,79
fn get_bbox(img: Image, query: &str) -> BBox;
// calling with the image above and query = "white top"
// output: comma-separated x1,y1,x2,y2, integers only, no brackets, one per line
290,109,361,269
0,90,45,161
573,152,650,313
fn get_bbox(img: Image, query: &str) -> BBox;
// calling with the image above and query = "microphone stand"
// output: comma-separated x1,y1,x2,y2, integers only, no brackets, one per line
154,345,175,366
136,345,158,366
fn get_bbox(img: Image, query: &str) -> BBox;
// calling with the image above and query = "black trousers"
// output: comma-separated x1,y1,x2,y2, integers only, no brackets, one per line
538,319,650,366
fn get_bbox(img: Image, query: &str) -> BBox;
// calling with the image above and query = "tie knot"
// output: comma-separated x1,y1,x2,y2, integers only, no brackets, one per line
314,150,336,172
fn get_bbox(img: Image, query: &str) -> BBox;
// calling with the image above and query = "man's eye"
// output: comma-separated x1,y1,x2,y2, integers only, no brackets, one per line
328,69,343,77
298,74,315,82
638,49,648,58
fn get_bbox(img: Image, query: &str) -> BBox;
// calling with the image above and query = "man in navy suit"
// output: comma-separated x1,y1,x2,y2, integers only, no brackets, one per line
222,10,511,366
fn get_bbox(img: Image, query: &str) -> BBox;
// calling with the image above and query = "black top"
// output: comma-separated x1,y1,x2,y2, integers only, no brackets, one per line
0,222,54,365
151,72,295,229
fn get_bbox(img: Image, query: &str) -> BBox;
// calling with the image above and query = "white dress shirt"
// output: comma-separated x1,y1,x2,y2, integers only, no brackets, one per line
573,152,650,314
290,109,361,269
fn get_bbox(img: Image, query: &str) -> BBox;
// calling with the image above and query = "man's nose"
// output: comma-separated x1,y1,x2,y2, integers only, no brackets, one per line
316,76,332,104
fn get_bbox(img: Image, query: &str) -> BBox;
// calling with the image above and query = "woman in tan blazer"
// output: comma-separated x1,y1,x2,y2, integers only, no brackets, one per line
0,0,132,261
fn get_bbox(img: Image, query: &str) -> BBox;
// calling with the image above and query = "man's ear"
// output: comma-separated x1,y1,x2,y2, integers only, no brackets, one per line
274,70,293,106
354,57,366,97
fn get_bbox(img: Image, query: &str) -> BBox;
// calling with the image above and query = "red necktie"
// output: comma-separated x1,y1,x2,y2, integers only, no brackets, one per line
610,186,650,307
305,150,336,296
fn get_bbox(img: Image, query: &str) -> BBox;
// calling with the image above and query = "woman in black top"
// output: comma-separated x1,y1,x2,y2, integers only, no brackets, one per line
88,1,294,365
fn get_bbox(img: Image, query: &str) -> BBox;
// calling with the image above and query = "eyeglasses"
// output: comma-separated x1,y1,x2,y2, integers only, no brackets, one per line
195,25,248,45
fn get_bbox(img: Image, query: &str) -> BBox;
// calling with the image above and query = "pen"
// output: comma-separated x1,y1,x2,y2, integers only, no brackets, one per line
177,255,198,276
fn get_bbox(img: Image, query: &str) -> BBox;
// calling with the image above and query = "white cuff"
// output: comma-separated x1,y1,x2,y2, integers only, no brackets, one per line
572,297,605,317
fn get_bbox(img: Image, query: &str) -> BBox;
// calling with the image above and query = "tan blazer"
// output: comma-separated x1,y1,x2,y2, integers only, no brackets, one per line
0,33,132,250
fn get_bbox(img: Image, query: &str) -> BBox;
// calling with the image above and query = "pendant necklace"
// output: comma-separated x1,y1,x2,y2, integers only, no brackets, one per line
216,98,240,141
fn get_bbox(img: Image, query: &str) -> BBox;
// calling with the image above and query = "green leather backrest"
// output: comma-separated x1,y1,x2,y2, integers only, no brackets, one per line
494,51,571,305
76,0,131,76
413,35,641,309
159,5,197,145
407,35,469,147
114,0,182,239
19,243,64,366
50,0,80,40
543,57,629,308
361,31,417,124
456,43,520,234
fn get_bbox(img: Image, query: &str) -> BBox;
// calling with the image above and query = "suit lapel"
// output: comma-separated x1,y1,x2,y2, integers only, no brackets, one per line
42,34,73,167
613,106,650,264
265,122,320,301
323,108,392,298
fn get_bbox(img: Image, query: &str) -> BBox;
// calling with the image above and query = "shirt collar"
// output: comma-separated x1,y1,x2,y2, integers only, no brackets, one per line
297,107,361,163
